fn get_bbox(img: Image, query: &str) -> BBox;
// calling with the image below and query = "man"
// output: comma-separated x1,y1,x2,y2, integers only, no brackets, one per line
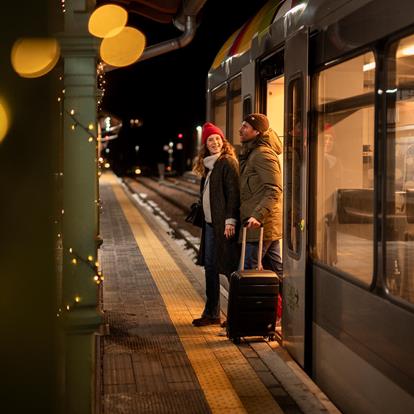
239,113,283,276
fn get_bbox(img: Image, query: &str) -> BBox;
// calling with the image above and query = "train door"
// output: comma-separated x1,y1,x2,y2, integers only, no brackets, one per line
283,27,309,368
262,53,285,336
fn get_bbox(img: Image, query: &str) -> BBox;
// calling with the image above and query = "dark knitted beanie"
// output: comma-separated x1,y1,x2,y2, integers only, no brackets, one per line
244,113,269,134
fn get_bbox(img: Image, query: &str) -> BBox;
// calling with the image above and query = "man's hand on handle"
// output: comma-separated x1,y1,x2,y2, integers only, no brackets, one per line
246,217,261,228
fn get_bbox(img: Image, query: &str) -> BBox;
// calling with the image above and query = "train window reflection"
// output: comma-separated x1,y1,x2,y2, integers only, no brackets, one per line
211,84,227,135
386,34,414,304
312,52,375,284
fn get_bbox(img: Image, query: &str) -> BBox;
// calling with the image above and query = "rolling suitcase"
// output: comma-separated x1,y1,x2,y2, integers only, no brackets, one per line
226,226,279,344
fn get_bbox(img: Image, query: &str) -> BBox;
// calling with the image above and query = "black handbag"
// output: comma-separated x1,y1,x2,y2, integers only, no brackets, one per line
185,200,203,227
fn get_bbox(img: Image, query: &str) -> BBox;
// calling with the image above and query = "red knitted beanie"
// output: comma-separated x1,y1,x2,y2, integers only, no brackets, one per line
202,122,224,144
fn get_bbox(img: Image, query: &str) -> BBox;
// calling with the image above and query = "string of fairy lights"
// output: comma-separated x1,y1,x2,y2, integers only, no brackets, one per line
60,0,66,14
56,67,106,316
67,109,96,142
56,247,104,317
97,61,106,112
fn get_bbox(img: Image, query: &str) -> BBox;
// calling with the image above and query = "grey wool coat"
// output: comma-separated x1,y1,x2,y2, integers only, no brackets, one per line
196,154,240,277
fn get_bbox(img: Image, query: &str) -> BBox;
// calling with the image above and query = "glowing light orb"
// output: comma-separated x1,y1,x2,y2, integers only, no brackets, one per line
100,27,146,68
0,99,10,144
11,38,60,78
88,4,128,38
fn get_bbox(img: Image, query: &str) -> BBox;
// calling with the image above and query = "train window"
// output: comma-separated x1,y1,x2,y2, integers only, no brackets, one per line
286,77,303,256
229,76,242,146
385,34,414,304
312,52,376,285
243,96,252,118
211,84,227,134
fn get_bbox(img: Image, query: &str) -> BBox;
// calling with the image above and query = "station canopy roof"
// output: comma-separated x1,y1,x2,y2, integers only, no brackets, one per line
211,0,302,70
96,0,182,24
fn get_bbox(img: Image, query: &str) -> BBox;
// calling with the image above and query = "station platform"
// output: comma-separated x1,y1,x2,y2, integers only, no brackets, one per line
97,172,341,414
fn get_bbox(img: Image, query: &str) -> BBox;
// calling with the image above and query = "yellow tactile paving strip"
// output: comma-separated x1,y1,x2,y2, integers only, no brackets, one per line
108,175,283,414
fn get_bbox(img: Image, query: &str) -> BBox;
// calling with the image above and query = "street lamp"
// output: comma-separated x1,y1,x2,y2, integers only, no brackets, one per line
196,125,202,151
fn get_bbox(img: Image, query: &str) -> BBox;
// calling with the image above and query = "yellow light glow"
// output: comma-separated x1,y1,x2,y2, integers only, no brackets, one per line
95,261,99,267
88,123,94,130
72,258,77,265
66,305,70,311
75,296,81,303
88,4,127,38
104,162,110,168
401,46,414,57
70,109,75,115
100,27,146,68
94,275,99,281
88,255,93,261
11,38,60,78
363,62,376,72
88,137,94,142
135,168,141,175
0,99,10,144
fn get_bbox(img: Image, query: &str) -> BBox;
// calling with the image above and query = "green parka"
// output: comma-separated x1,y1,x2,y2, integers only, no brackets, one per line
239,128,283,242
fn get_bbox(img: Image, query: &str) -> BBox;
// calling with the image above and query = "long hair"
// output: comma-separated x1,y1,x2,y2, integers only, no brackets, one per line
193,138,237,177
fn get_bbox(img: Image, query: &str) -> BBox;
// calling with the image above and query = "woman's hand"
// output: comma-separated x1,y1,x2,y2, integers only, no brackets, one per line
224,223,236,239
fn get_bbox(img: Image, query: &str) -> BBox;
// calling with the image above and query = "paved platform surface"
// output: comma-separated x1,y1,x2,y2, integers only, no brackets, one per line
98,173,341,414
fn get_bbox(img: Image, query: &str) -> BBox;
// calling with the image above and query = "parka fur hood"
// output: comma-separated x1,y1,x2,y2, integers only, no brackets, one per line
257,128,283,155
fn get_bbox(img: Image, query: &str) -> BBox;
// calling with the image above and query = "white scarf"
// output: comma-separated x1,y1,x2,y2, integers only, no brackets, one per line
202,153,220,223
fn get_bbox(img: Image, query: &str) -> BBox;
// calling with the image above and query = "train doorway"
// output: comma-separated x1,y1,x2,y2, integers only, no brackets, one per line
266,75,285,337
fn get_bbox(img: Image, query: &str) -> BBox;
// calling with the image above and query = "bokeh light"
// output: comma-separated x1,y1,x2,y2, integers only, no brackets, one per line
100,27,146,68
0,99,10,143
11,38,60,78
88,4,128,38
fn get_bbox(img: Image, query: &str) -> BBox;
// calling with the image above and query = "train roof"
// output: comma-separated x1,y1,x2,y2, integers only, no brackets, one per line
208,0,379,84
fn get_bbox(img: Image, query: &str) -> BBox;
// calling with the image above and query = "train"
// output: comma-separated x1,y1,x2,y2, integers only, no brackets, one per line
206,0,414,413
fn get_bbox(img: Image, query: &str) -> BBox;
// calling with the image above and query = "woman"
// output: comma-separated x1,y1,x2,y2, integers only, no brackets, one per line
192,122,240,327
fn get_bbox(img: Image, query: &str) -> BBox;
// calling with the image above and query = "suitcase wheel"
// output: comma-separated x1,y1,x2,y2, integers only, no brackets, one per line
266,335,275,342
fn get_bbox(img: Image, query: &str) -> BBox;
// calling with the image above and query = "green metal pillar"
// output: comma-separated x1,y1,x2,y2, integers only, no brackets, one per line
60,1,101,413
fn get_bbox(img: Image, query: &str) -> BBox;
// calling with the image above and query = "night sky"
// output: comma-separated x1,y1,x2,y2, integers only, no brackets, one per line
101,0,269,175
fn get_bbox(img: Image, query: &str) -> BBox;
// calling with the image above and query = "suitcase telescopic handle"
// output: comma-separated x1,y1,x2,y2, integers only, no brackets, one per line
240,225,264,271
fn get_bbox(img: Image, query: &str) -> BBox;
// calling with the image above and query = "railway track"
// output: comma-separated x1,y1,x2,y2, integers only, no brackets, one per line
122,176,201,254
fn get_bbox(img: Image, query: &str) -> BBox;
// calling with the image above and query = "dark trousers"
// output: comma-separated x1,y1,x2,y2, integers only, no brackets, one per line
244,239,283,277
202,223,220,318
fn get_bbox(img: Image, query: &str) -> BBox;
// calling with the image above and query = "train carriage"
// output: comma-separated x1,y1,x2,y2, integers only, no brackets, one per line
207,1,414,413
